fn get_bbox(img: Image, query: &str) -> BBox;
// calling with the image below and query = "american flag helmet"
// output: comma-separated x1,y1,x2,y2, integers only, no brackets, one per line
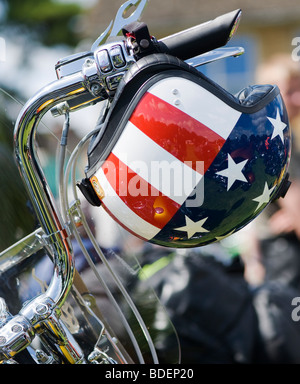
81,54,291,248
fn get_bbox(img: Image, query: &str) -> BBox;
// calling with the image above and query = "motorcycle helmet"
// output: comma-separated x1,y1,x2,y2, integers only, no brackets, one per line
79,53,291,248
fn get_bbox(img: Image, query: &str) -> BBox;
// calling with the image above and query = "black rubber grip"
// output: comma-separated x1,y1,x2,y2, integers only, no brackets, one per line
159,9,242,61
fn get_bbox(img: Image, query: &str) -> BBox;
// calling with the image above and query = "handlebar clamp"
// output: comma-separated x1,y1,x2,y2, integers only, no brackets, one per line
0,315,35,362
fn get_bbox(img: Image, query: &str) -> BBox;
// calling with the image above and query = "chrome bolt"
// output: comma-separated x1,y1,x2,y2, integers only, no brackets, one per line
90,83,101,95
11,324,23,333
35,304,48,315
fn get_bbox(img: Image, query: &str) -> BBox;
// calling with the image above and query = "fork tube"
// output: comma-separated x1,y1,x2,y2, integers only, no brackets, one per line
14,73,89,308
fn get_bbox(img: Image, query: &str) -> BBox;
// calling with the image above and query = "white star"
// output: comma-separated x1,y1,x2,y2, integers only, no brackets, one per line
216,154,248,191
252,182,276,211
268,108,287,143
175,215,209,239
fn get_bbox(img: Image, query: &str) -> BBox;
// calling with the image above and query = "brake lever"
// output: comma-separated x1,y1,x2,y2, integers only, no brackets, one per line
91,0,148,51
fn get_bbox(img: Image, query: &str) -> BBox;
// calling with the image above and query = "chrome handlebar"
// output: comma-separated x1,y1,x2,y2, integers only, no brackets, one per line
14,72,89,307
0,37,137,363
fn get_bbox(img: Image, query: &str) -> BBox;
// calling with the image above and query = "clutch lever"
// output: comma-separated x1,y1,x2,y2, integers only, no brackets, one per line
91,0,148,51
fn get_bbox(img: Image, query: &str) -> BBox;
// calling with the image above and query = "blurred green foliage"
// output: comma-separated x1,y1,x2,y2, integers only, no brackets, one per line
0,92,37,251
1,0,83,46
0,143,36,251
0,104,12,148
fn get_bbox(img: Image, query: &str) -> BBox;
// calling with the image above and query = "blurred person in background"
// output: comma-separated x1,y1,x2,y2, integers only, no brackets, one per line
242,54,300,289
233,53,300,363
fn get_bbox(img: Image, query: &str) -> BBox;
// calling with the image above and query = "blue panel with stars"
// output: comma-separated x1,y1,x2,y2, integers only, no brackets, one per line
151,93,291,248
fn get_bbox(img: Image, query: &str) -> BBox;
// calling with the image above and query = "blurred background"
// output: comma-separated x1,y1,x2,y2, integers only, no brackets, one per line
1,0,300,102
1,0,300,364
0,0,299,249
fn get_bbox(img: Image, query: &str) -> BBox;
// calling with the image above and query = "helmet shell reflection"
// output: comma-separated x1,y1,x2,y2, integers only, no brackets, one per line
88,72,291,248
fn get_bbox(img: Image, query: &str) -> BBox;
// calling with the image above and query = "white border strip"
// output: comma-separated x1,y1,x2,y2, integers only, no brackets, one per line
148,77,242,139
112,121,202,205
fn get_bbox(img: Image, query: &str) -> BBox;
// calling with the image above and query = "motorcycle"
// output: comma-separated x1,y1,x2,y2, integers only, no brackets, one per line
0,0,290,364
